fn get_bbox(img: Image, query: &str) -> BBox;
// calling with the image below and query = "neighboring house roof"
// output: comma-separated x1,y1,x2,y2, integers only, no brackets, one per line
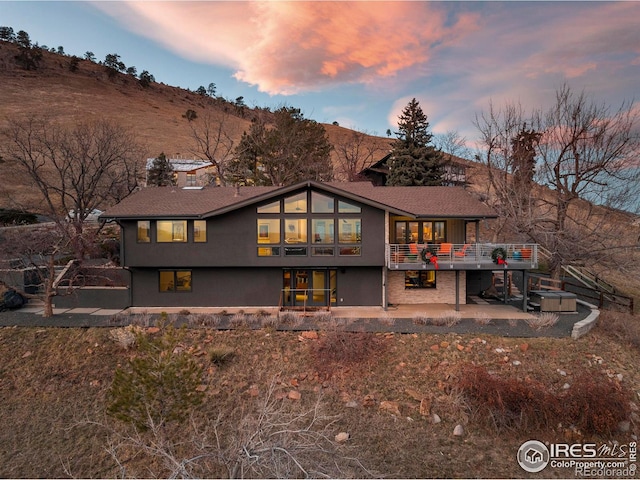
102,181,497,220
145,158,214,172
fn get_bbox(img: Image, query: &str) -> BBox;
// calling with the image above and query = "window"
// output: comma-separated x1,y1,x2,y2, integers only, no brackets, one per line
284,218,307,243
284,192,307,213
137,221,150,243
159,270,192,292
186,172,196,186
157,220,187,242
395,220,445,243
194,220,207,242
257,201,280,213
258,246,280,256
339,218,361,243
257,219,280,243
405,271,436,289
311,192,334,213
312,219,334,243
338,200,360,213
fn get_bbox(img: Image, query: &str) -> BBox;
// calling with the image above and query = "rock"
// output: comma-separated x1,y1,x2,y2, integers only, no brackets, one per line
419,397,432,416
147,327,160,334
335,432,350,443
453,424,464,436
405,388,423,401
196,384,207,392
21,351,33,358
247,384,259,397
290,378,299,387
345,401,359,408
440,341,450,348
301,331,318,340
432,413,442,424
562,383,571,390
456,344,465,351
363,394,377,407
430,344,440,351
379,400,401,416
512,360,521,366
519,343,529,352
617,373,623,382
288,390,301,400
558,369,567,376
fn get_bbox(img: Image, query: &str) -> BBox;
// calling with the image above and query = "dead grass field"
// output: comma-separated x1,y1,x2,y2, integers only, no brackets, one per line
0,311,638,478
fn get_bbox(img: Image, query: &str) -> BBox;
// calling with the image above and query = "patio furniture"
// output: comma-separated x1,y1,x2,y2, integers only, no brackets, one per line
454,244,471,257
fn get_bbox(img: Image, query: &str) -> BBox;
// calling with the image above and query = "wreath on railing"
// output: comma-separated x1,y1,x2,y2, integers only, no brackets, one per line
491,247,508,266
420,247,439,269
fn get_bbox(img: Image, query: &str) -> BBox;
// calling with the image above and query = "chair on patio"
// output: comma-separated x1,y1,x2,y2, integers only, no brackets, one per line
407,243,420,261
454,243,471,258
437,242,453,257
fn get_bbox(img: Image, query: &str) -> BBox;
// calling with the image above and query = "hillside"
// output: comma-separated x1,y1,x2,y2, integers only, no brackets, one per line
0,40,391,203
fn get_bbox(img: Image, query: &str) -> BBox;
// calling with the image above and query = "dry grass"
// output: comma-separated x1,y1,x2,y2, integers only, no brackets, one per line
1,310,639,478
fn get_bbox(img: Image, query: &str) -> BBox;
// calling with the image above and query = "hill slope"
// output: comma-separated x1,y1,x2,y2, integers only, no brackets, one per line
0,40,391,203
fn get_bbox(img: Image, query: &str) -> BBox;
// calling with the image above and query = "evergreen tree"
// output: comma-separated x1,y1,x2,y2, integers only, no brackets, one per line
387,98,444,186
227,107,333,186
147,153,175,186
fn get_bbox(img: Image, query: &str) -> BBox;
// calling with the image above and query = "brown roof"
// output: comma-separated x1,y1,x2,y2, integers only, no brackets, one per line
102,181,496,219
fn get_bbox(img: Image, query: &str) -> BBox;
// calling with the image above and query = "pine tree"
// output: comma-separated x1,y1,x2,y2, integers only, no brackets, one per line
387,98,444,186
146,152,175,186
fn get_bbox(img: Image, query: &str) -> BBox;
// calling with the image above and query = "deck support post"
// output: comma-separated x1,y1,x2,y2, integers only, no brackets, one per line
455,270,460,311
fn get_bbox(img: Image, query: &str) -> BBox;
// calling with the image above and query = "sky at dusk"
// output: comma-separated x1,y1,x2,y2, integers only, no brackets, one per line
3,1,639,145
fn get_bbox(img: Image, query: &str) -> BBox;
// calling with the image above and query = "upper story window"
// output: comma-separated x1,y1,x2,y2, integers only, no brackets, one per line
395,220,446,244
338,200,361,213
256,191,362,257
157,220,187,242
186,172,196,186
137,221,150,243
257,201,280,213
194,220,207,243
311,192,334,213
284,192,307,213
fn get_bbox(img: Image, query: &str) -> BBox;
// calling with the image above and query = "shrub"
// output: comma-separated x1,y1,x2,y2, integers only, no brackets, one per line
109,326,138,349
459,365,632,436
429,311,462,327
412,313,429,326
107,325,204,431
458,364,558,431
208,346,235,366
526,312,560,330
560,373,631,435
473,312,492,326
310,331,386,376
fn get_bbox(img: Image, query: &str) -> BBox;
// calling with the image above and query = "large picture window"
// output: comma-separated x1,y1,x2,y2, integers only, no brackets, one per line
157,220,187,242
159,270,192,292
312,219,334,243
257,219,280,244
339,219,361,243
284,218,307,244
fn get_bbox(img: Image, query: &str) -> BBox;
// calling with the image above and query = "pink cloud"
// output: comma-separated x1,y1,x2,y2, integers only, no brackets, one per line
97,1,480,95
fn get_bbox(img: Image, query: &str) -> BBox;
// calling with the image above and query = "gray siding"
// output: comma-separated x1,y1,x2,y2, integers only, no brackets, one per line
130,267,382,307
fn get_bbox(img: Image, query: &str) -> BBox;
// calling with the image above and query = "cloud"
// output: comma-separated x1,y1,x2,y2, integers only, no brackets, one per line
95,1,480,95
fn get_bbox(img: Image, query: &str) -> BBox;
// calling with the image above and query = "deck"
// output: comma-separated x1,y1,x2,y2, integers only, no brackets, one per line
387,243,538,271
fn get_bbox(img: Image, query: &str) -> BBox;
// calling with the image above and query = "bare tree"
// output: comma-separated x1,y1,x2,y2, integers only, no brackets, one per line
187,110,237,186
333,129,387,181
0,115,144,261
0,225,76,317
475,84,640,279
433,130,472,160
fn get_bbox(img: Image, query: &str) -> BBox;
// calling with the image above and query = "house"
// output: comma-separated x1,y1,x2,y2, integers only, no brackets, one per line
101,181,538,310
360,153,468,187
145,157,216,187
